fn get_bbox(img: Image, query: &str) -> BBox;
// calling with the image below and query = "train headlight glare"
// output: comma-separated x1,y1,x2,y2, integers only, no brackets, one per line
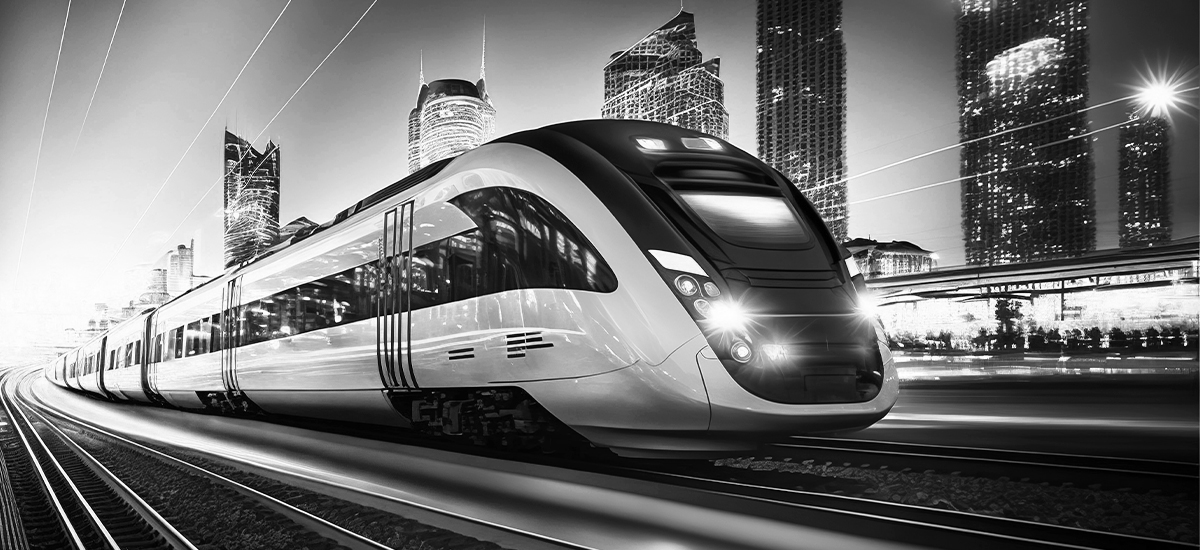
635,137,668,151
674,275,699,296
693,299,711,317
762,344,786,361
703,281,720,297
708,301,748,332
731,340,752,363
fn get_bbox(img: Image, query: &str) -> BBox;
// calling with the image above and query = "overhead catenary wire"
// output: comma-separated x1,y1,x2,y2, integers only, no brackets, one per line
104,0,293,271
14,0,72,280
160,0,380,253
73,0,126,151
840,86,1199,205
805,88,1199,195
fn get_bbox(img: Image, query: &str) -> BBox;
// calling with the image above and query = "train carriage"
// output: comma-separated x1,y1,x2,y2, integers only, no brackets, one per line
47,120,898,458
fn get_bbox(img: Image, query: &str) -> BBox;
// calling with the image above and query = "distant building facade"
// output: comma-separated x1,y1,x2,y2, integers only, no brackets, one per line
844,238,935,279
408,42,495,173
224,130,280,268
167,240,195,296
756,0,848,242
956,0,1095,265
602,10,728,139
1118,113,1171,248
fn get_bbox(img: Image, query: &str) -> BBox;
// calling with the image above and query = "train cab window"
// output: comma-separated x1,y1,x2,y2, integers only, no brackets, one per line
677,191,812,249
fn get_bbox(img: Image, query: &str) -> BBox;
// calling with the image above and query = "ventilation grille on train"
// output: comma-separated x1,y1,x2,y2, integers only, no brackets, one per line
506,332,553,358
447,347,474,361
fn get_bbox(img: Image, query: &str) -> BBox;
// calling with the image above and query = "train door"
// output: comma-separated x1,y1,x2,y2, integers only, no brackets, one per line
140,310,161,403
377,202,417,389
221,277,242,393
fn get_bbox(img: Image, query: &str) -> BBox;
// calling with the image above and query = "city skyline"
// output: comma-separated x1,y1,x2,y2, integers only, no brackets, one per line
0,0,1195,342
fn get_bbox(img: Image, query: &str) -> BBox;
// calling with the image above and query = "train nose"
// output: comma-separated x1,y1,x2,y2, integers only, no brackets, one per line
707,311,889,405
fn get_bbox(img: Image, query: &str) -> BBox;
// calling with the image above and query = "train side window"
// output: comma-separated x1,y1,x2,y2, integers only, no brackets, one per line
109,350,117,371
450,187,617,295
134,340,141,366
210,313,222,352
243,300,269,345
154,334,164,362
173,327,184,359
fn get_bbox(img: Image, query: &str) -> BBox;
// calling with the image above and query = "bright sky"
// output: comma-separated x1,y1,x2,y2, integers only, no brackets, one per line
0,0,1196,345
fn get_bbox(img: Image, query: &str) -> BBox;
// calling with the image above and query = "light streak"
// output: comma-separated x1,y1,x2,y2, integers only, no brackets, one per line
14,0,71,280
848,165,1035,206
73,0,126,151
105,0,292,271
807,88,1198,194
159,0,379,252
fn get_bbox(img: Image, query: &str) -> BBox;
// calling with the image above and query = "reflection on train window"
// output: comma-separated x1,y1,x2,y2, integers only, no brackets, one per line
173,327,184,359
239,264,374,346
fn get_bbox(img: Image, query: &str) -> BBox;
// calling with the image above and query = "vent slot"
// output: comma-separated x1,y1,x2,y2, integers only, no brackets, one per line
447,347,474,361
506,331,553,359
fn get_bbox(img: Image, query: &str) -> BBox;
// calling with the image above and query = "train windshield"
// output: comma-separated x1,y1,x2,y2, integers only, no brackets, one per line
677,191,811,249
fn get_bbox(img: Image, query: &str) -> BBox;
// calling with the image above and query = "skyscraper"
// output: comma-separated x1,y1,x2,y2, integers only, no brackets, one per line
602,10,728,140
756,0,848,242
407,40,496,173
224,130,280,268
167,240,195,296
956,0,1095,265
1118,113,1171,247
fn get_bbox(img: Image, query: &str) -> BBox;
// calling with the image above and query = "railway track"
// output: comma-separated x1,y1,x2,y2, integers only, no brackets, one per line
20,368,1198,550
1,369,397,550
607,462,1196,550
769,435,1199,498
18,370,578,550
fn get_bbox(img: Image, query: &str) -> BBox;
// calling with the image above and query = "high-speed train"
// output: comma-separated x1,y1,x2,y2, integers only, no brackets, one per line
47,120,898,458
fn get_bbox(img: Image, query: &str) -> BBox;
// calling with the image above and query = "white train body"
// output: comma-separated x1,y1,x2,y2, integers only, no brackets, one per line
48,121,898,458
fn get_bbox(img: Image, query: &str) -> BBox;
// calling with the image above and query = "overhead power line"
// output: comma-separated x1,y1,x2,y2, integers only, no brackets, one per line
105,0,293,270
74,0,126,151
15,0,72,280
160,0,380,252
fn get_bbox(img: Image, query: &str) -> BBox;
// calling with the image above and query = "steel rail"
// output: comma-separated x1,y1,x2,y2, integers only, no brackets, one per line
774,438,1199,480
0,373,105,549
610,465,1195,550
20,403,198,550
17,381,413,550
25,378,594,550
787,435,1200,468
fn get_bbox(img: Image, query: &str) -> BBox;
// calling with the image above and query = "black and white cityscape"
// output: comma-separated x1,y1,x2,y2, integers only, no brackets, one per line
0,1,1196,548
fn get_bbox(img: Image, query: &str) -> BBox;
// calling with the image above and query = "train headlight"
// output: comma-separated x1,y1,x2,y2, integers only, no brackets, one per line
693,299,711,317
762,344,787,362
731,340,753,363
674,275,700,296
707,301,748,332
702,281,720,297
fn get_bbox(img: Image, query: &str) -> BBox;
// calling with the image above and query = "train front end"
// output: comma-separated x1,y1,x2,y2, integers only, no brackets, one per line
502,120,898,456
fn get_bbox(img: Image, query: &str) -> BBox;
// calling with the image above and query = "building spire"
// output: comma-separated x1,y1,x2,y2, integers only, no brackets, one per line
419,49,425,86
480,18,486,81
